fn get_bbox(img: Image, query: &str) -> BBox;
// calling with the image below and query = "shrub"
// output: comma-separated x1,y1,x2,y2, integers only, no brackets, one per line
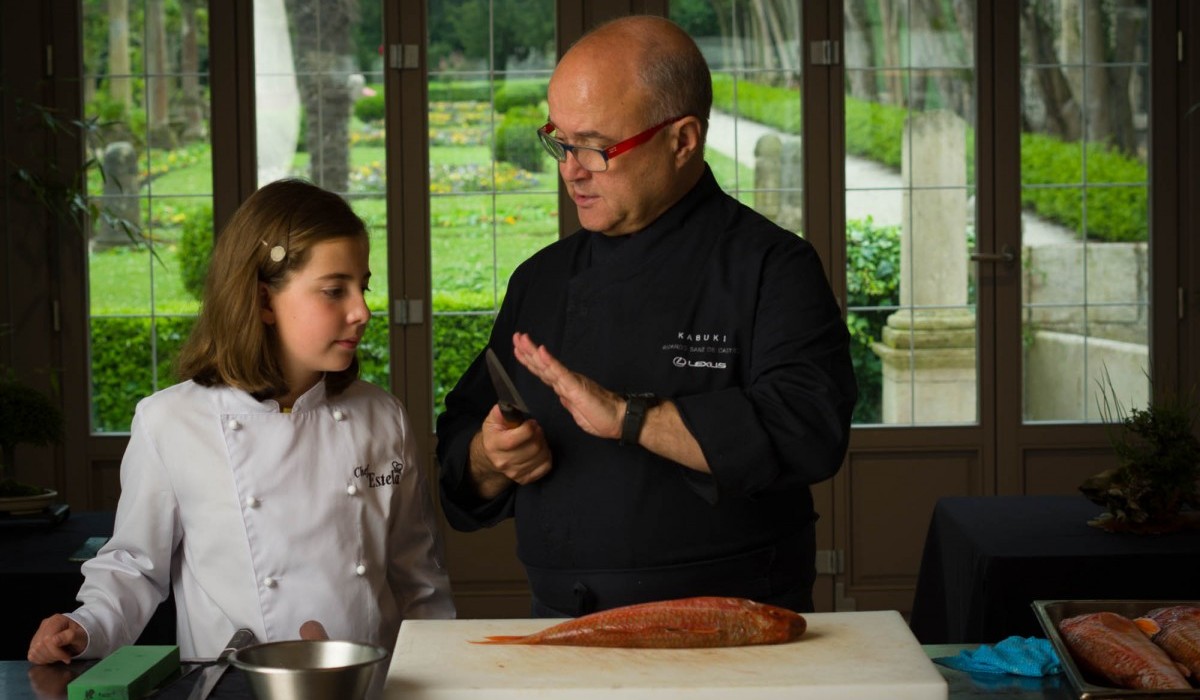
1019,133,1148,242
714,75,1147,243
177,204,214,300
91,316,195,432
428,81,492,102
495,106,548,172
494,79,548,113
845,216,902,424
90,313,393,432
432,291,497,416
354,90,387,123
711,74,802,134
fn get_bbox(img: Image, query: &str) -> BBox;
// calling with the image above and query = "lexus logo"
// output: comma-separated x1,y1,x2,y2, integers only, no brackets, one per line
673,356,727,370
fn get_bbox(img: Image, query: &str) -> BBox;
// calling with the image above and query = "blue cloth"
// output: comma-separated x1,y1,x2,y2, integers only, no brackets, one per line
934,636,1062,677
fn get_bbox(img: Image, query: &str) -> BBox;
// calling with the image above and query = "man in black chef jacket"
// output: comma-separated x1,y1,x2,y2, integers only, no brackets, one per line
435,15,857,617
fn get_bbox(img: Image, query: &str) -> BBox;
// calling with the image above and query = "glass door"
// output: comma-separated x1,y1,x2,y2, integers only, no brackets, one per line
426,0,558,420
843,0,978,426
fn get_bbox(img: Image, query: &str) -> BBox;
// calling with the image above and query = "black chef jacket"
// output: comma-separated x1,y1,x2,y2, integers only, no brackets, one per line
436,166,857,615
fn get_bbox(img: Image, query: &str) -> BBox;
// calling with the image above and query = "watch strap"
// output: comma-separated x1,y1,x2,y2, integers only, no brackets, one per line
620,393,659,446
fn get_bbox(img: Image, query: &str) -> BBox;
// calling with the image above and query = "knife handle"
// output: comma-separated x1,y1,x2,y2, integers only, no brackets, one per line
498,404,527,426
222,628,257,657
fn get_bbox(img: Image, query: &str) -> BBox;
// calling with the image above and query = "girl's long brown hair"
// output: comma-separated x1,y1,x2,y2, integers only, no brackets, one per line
175,179,368,399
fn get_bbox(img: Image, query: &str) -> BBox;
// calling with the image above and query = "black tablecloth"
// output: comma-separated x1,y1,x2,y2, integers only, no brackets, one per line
909,494,1200,644
0,511,175,659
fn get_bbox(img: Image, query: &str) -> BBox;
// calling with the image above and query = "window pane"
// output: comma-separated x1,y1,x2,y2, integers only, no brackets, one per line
254,0,391,386
844,0,978,426
427,0,557,419
1019,0,1151,422
85,0,212,433
677,5,803,226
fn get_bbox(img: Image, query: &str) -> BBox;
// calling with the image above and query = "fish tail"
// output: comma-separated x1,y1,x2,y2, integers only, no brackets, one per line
470,635,534,645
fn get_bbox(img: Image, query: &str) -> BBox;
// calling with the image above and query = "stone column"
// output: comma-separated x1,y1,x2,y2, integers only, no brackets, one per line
754,133,804,234
91,141,141,251
871,110,976,423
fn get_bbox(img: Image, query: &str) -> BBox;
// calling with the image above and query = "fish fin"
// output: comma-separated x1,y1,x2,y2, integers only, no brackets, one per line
1133,617,1161,637
469,635,530,645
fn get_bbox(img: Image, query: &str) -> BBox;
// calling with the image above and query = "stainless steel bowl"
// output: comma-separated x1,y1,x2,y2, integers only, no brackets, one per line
229,639,388,700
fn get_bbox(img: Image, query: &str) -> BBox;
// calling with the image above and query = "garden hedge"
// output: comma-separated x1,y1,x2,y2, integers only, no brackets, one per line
178,204,214,300
713,74,1148,243
495,106,547,173
89,294,496,431
494,79,549,113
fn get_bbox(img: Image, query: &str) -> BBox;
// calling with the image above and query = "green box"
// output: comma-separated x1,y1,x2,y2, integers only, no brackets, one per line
67,645,180,700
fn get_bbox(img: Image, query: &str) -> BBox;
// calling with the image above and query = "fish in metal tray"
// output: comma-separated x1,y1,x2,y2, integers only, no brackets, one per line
1138,605,1200,678
471,596,806,648
1059,611,1192,690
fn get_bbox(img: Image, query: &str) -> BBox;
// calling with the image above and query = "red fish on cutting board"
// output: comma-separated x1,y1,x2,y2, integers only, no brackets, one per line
1060,611,1191,690
1137,606,1200,678
471,596,807,648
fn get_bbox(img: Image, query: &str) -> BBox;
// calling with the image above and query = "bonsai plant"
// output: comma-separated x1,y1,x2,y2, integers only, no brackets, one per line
0,371,65,499
1081,377,1200,533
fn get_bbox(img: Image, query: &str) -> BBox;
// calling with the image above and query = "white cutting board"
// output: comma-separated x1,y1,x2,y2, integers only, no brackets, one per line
384,610,947,699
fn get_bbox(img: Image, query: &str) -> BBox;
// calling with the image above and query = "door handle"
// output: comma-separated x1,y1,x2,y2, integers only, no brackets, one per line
970,244,1016,265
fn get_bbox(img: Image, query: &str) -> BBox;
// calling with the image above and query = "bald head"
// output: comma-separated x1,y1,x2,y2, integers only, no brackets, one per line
557,16,712,143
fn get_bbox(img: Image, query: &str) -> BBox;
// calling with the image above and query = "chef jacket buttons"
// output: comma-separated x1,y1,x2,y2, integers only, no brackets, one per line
346,484,358,496
245,496,260,508
227,419,241,431
355,564,366,576
333,409,346,421
263,576,277,588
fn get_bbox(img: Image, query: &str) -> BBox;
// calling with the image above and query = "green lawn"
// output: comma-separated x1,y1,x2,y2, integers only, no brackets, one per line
89,125,758,318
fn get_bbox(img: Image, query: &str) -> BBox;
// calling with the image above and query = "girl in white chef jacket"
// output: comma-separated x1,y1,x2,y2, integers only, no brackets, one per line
28,179,456,665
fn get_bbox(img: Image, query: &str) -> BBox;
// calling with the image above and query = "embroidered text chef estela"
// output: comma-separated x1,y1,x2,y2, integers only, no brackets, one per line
354,460,405,487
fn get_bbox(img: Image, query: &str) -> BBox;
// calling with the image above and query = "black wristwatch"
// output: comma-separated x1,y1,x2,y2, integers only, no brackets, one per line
620,393,659,446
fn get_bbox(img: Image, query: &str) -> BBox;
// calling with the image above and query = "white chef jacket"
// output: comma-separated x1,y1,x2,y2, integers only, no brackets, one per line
68,379,455,660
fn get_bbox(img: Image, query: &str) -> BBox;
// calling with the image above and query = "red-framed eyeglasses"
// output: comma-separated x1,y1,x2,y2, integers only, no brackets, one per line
537,116,686,172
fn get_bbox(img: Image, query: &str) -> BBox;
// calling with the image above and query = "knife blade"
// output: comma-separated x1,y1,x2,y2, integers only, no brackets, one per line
185,628,256,700
485,348,530,425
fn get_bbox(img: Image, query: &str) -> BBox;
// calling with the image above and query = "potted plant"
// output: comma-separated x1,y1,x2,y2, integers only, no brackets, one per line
0,371,65,510
1081,380,1200,533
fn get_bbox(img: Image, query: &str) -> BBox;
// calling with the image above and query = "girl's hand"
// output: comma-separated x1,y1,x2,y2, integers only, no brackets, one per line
27,614,87,665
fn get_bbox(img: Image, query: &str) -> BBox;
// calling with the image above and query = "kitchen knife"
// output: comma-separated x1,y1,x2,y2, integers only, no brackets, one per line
485,348,530,425
185,628,256,700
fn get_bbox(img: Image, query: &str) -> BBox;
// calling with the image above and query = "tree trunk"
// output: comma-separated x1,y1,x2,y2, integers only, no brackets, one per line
1021,0,1080,141
761,0,796,84
285,0,358,191
843,0,878,102
878,0,904,106
1080,0,1111,144
951,0,976,123
708,0,733,72
146,0,174,148
1103,0,1142,156
749,0,777,75
107,0,131,109
180,0,205,141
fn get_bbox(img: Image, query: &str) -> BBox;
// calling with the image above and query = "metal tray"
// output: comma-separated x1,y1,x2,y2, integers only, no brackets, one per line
1033,599,1200,699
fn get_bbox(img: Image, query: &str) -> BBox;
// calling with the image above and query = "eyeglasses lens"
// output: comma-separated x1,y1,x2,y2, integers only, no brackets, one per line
538,128,608,172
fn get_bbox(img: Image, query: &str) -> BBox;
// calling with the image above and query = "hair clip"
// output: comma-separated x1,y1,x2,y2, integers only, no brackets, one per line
261,239,286,262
